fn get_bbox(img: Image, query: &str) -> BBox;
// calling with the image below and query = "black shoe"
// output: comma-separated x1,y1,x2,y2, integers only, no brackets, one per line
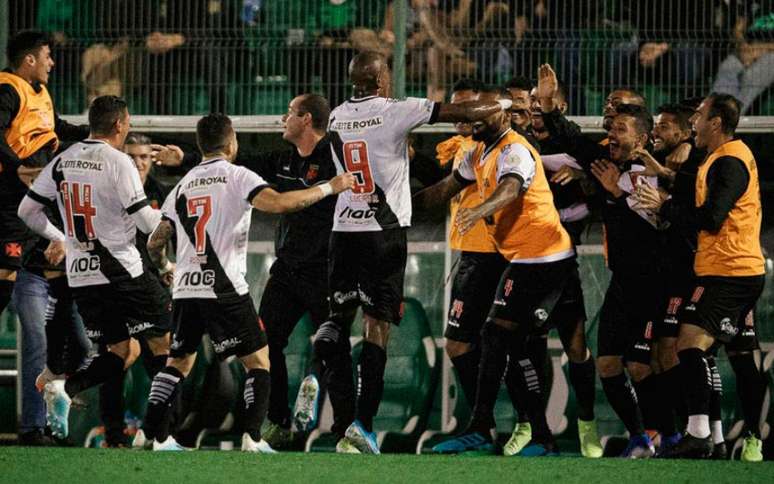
18,430,56,447
710,441,727,460
659,433,713,459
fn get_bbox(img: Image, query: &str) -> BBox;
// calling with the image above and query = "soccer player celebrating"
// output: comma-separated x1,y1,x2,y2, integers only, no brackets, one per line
637,94,767,461
142,113,354,452
17,96,171,440
415,88,584,456
314,51,512,454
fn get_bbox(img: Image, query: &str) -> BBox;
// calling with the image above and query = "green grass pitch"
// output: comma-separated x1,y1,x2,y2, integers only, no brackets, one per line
2,448,772,483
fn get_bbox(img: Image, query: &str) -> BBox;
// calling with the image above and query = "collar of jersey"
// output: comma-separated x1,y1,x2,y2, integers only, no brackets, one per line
348,95,378,103
82,138,107,145
482,128,513,159
200,157,226,166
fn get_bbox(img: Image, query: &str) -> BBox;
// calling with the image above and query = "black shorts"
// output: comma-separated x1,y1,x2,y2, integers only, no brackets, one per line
0,237,36,271
598,274,665,365
488,257,586,333
72,271,172,346
171,294,267,360
445,251,508,343
328,228,407,325
678,275,765,346
259,259,329,348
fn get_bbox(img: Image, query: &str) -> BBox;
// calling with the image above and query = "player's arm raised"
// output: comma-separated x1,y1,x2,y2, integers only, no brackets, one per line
435,98,512,123
251,172,355,214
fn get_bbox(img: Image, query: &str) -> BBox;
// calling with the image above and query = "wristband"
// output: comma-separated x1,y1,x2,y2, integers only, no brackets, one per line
319,183,333,197
497,99,513,111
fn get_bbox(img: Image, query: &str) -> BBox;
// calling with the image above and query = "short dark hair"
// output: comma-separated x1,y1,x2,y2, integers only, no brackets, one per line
452,78,483,93
125,132,151,145
296,94,330,131
656,103,694,131
616,103,653,136
6,31,50,69
556,80,569,103
680,96,703,110
88,95,128,136
705,92,741,135
196,113,233,155
504,76,534,92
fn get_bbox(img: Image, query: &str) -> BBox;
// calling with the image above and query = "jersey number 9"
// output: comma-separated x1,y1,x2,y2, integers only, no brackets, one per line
343,141,375,194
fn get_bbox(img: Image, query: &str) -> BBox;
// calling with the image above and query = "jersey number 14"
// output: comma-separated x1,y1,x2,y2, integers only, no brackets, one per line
60,181,97,241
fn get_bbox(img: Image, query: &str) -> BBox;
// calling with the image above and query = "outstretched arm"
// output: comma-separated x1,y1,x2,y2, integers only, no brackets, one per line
251,172,355,214
413,173,469,212
436,99,511,123
455,176,522,234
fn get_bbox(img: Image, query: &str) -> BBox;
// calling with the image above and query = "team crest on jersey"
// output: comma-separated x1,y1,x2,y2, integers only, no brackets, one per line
450,299,464,319
4,242,22,258
305,164,319,182
504,279,514,297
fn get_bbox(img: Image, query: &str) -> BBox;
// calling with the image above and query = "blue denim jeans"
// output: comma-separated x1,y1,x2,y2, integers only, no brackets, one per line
11,270,89,433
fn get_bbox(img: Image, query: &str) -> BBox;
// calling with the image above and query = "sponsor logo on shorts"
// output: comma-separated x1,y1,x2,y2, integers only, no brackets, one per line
634,343,651,352
333,290,358,305
690,286,704,303
667,297,683,315
741,328,756,337
170,338,183,350
447,320,460,328
213,337,241,354
357,288,373,306
719,317,738,337
504,279,514,297
644,321,653,340
663,316,678,325
128,321,153,336
86,329,102,339
4,242,22,258
450,300,464,320
494,298,506,306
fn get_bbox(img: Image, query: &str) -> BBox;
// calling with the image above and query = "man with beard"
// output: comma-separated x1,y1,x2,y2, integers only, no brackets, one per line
417,88,585,457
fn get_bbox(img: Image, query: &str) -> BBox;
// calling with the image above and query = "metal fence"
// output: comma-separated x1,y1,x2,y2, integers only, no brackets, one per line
6,1,774,115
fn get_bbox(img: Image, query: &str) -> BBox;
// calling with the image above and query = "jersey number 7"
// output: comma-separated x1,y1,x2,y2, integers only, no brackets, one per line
187,195,212,255
60,181,97,241
343,141,375,194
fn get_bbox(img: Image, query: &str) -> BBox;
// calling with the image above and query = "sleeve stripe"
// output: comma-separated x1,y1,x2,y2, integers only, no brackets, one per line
247,184,270,203
428,102,441,125
499,172,526,189
126,198,149,214
26,189,54,204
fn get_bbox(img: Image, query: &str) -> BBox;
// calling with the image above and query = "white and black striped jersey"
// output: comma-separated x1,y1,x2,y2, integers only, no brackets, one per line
28,139,154,287
161,158,268,300
328,96,438,231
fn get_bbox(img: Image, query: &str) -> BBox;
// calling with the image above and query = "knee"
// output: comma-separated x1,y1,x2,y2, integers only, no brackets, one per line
108,338,141,370
145,333,170,357
566,342,589,364
445,339,472,359
627,362,652,383
657,339,679,371
596,356,623,378
242,345,270,372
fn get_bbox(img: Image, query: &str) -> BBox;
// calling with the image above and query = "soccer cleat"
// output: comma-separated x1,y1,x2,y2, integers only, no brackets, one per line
152,435,188,451
344,420,380,455
503,422,532,456
710,441,727,460
740,434,763,462
516,440,560,457
655,432,682,458
293,375,320,433
35,366,64,393
336,437,361,454
578,419,603,458
132,429,153,450
43,380,71,439
620,433,655,459
432,432,495,455
658,433,712,459
262,422,293,449
241,433,278,454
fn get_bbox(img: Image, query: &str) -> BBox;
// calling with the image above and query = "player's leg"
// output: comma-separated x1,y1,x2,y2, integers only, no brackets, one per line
239,346,276,453
503,334,546,455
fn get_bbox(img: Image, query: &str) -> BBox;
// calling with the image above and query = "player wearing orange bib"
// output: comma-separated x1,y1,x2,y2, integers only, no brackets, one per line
416,88,591,456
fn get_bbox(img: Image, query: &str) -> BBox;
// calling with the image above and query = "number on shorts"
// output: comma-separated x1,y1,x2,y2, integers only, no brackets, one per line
343,141,375,194
186,195,212,255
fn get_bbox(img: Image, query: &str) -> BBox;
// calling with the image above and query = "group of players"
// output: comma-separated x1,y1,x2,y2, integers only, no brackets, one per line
0,30,768,461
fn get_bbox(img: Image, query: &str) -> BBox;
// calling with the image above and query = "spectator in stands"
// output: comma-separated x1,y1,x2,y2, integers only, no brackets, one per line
504,76,533,133
713,11,774,114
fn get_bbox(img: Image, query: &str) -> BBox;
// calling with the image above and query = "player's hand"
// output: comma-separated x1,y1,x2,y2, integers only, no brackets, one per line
329,172,356,194
634,183,668,212
159,262,175,287
150,144,184,167
633,148,666,177
536,63,558,112
590,159,623,197
639,42,669,67
455,206,483,235
44,240,66,266
549,165,586,186
17,165,43,187
665,142,691,170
